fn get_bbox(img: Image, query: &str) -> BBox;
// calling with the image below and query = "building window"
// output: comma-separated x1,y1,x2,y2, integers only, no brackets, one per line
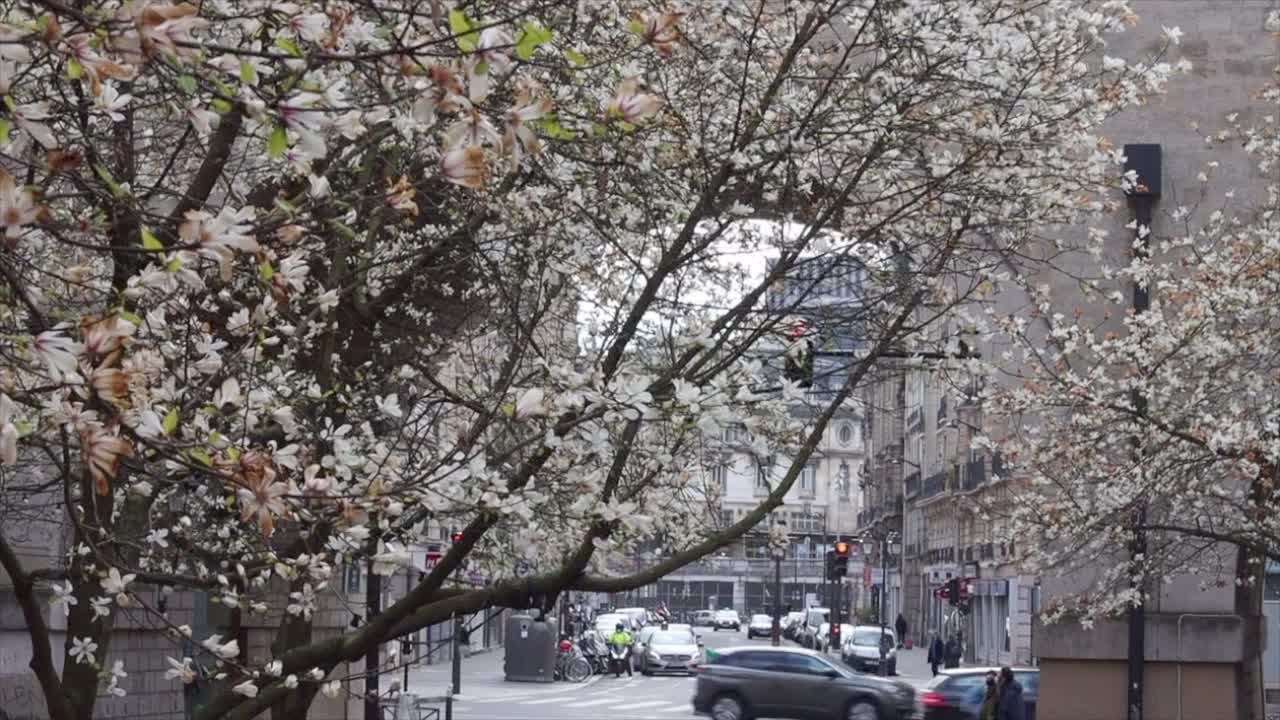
724,424,749,444
799,463,816,494
839,424,854,446
710,465,728,491
719,510,733,528
756,461,771,488
345,563,362,593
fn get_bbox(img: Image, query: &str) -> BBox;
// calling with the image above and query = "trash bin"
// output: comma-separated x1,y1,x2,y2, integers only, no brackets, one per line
503,613,558,682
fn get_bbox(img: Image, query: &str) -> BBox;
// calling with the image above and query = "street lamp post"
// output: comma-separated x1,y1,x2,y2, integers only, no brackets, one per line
770,518,787,646
864,531,900,676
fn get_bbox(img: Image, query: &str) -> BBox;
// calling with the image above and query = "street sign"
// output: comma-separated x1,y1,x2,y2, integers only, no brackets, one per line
425,551,442,569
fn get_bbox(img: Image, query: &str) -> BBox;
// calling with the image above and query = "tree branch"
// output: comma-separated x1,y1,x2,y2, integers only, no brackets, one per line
0,529,74,720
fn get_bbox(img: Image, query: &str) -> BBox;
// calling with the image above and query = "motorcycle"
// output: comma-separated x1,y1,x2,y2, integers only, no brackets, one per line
607,642,631,678
577,632,609,675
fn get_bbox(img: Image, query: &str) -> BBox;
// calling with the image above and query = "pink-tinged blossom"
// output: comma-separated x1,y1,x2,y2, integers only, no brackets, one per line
91,366,130,407
12,102,57,149
179,207,261,281
501,87,553,171
0,24,32,62
0,167,45,243
440,146,488,189
279,92,328,160
604,79,663,123
94,84,132,122
229,452,290,536
32,330,82,377
633,11,683,56
79,422,133,496
119,2,209,62
62,33,134,95
444,108,500,150
80,315,136,356
164,657,196,684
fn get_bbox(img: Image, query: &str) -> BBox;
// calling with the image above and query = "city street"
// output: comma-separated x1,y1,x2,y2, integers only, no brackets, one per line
405,627,936,720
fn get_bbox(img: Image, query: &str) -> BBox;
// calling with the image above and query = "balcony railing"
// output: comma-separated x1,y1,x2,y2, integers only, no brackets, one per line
961,459,987,491
921,471,947,498
904,472,920,498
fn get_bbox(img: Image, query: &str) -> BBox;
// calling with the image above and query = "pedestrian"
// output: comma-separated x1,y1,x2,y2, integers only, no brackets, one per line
895,613,908,649
997,666,1027,720
927,630,944,676
943,633,961,669
979,671,1000,720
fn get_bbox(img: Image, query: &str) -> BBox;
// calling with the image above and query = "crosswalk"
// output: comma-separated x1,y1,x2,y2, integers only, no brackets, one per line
452,674,697,716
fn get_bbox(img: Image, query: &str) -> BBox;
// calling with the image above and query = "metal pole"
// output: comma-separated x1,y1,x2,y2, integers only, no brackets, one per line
772,553,782,646
880,538,889,675
364,553,381,720
1123,142,1160,720
403,569,411,691
451,613,462,695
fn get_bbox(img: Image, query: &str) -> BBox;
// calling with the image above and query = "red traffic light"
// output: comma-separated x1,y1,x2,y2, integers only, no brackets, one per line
450,531,463,543
833,541,851,557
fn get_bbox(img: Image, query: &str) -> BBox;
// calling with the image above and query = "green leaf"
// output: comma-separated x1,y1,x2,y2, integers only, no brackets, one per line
177,75,197,94
165,257,182,273
211,98,233,114
140,226,163,251
565,48,587,66
66,58,82,80
515,21,553,60
119,310,143,326
162,408,179,434
534,115,576,140
627,19,647,34
258,260,275,281
448,9,478,51
93,164,125,197
0,119,10,145
239,60,257,85
188,449,212,466
267,125,288,158
274,36,303,57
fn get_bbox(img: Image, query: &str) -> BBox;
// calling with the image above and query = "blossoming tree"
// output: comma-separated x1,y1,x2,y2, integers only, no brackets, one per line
990,44,1279,718
0,0,1172,718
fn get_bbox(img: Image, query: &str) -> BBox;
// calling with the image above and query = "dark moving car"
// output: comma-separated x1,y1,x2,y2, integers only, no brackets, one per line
693,646,916,720
915,668,1038,720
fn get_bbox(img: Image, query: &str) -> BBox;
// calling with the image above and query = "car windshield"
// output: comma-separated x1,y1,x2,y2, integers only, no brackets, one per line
751,615,771,623
649,631,692,645
851,630,891,646
716,611,737,618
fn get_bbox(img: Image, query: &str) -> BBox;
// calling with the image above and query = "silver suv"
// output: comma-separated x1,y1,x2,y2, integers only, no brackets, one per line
693,646,915,720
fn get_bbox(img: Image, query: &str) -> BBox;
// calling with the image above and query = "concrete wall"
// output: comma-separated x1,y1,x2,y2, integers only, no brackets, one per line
1039,659,1238,720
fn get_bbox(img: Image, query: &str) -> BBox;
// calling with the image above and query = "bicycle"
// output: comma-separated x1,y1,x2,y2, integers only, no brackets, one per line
554,639,592,682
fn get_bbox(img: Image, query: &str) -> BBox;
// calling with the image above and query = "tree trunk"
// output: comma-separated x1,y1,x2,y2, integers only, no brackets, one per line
1234,542,1265,720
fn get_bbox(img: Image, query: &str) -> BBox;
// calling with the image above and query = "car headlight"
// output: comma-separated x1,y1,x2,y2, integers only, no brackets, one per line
647,650,662,661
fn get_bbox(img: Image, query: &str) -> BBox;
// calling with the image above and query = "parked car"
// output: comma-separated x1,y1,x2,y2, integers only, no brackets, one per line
637,628,704,675
616,607,649,631
693,610,716,627
782,611,806,640
593,614,629,638
693,645,916,720
841,626,897,675
745,614,774,639
713,609,742,631
914,668,1039,720
798,608,829,649
813,623,854,653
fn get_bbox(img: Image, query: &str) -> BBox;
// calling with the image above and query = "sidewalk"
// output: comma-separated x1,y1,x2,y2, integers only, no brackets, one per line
404,646,506,699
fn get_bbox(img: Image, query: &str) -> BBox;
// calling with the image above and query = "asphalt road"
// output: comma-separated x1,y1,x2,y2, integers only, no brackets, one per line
405,626,937,720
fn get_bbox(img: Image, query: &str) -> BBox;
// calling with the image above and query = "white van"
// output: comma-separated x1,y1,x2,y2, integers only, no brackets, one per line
800,607,830,649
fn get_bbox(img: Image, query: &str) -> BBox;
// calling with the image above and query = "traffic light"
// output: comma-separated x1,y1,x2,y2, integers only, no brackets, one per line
829,622,842,645
450,529,463,544
825,549,836,580
832,541,851,578
946,577,960,607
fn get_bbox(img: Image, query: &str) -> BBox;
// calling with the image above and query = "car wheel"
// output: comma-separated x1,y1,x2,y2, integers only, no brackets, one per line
710,694,752,720
713,627,719,632
888,659,897,676
845,699,879,720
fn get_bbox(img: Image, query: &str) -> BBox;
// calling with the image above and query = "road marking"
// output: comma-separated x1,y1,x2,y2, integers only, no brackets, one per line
517,696,576,705
564,698,620,707
624,700,682,709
